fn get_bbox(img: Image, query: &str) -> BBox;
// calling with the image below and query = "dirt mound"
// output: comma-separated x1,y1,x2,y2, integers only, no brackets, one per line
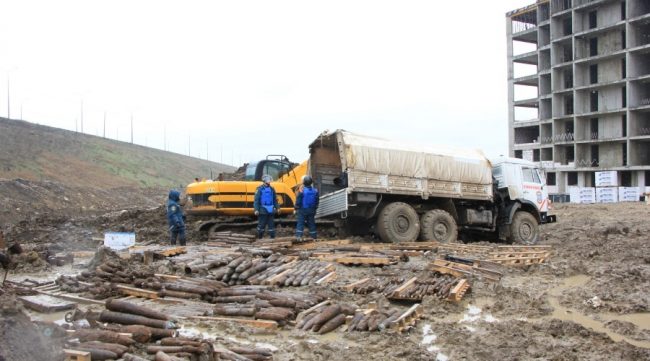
0,293,66,361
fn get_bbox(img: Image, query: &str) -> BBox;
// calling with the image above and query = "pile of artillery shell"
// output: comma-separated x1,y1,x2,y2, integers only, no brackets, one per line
297,303,357,334
348,276,408,296
224,345,274,361
391,273,462,300
209,253,327,287
347,308,403,332
211,287,327,325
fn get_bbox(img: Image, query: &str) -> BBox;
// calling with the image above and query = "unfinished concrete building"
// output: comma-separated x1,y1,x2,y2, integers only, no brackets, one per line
507,0,650,196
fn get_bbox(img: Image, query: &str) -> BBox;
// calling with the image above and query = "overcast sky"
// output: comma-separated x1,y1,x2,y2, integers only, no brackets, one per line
0,0,537,167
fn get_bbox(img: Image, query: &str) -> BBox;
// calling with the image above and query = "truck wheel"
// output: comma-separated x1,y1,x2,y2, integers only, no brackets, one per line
420,209,458,243
376,202,420,243
510,211,539,245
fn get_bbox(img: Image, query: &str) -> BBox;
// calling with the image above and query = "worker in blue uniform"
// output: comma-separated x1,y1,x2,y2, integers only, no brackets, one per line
167,189,186,246
254,174,279,239
295,175,319,242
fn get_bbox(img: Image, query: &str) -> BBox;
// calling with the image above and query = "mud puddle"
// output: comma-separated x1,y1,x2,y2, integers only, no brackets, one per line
545,275,650,349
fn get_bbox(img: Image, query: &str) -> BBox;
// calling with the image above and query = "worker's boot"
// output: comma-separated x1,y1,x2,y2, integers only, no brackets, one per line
257,230,264,239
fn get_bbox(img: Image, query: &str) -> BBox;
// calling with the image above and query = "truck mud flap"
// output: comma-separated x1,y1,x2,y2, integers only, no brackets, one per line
541,214,557,224
316,188,348,219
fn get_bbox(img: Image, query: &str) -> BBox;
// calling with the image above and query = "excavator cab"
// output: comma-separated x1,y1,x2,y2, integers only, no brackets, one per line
243,155,296,181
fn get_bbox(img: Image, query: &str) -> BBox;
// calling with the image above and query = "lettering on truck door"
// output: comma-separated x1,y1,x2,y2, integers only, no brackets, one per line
521,167,546,212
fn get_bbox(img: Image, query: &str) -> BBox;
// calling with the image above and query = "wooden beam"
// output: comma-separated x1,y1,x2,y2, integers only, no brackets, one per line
343,278,370,292
314,271,336,285
390,277,418,297
116,285,159,299
35,290,105,305
64,349,91,361
187,316,277,329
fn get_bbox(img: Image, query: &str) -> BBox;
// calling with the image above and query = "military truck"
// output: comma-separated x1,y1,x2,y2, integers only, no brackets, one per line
309,130,555,244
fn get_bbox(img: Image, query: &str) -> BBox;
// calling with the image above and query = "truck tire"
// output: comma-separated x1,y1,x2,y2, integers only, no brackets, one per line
420,209,458,243
376,202,420,243
510,211,539,245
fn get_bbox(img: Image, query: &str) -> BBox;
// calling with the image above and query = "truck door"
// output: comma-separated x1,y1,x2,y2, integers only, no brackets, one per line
521,167,547,212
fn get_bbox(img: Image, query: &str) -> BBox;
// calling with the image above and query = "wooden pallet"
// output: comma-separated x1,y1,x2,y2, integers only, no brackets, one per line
447,279,471,302
390,304,423,332
19,295,77,313
488,255,548,266
430,259,502,283
334,256,397,266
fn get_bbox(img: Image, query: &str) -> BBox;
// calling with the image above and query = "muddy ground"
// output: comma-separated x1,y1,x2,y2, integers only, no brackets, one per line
1,202,650,360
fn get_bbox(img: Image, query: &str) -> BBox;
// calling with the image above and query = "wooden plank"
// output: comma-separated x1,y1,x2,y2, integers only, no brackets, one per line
64,349,91,361
263,268,295,285
19,295,76,313
117,285,159,299
314,271,336,285
390,277,418,297
157,247,187,257
291,239,353,250
447,279,470,302
343,278,370,292
35,290,105,305
187,316,277,329
334,257,395,266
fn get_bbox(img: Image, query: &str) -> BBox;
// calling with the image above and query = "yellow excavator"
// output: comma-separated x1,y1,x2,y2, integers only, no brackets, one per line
185,155,309,235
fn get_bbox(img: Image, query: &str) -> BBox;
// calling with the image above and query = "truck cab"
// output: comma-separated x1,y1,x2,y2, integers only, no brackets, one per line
490,157,556,225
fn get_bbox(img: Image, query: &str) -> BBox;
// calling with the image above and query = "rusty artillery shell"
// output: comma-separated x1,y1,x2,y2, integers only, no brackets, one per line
235,259,253,273
163,282,212,295
367,313,383,332
122,353,150,361
255,307,294,321
214,295,256,303
77,341,127,357
378,309,401,331
160,337,204,347
347,312,364,332
99,310,176,329
311,305,341,332
229,346,273,357
160,289,201,299
218,288,262,297
146,345,203,354
318,313,346,334
240,354,272,361
268,297,296,309
106,299,169,321
214,306,257,317
73,329,135,346
296,312,317,329
154,351,185,361
228,256,247,269
72,347,118,360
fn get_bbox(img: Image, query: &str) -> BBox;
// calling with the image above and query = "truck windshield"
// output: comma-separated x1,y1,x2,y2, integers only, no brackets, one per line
522,167,541,184
244,162,258,180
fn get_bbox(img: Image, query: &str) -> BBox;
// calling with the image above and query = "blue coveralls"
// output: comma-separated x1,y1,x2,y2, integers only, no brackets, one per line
295,185,319,239
254,184,278,238
167,190,186,246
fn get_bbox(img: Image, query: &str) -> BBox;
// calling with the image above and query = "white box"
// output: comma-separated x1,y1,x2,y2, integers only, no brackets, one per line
596,187,618,203
569,187,595,204
104,232,136,250
523,150,534,162
618,187,639,202
595,171,618,187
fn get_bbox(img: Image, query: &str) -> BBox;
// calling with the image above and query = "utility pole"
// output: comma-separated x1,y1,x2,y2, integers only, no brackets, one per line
7,75,10,119
80,99,84,133
103,112,106,138
130,114,134,144
164,125,167,151
75,118,78,132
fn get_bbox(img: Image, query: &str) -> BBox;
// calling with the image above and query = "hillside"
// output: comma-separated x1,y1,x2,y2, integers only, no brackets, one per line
0,117,235,226
0,117,234,188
